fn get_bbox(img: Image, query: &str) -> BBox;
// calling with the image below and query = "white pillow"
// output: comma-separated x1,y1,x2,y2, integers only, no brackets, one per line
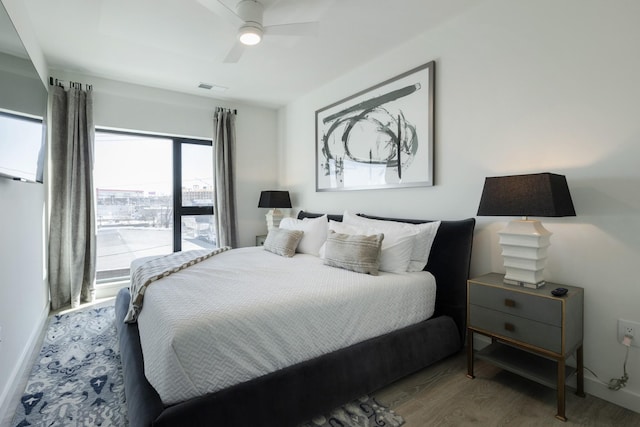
406,221,441,271
342,211,440,272
279,214,328,256
325,220,414,274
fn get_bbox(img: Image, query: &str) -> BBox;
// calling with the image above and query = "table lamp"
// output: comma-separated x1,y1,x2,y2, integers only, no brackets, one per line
258,190,292,230
477,172,576,288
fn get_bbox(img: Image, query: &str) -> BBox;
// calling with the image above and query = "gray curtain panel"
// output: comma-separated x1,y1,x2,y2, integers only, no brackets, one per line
48,85,96,310
213,107,238,248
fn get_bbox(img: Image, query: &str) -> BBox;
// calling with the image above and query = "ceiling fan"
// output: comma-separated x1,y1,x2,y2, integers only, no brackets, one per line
197,0,320,63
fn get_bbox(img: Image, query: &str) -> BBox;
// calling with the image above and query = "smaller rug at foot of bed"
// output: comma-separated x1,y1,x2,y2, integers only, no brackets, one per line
10,305,127,427
299,395,404,427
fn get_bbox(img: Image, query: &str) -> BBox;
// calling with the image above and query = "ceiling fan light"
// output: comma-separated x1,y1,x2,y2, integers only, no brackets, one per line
239,24,263,46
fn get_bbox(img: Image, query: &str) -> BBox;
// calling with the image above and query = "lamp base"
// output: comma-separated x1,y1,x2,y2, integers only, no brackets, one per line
498,219,551,288
265,209,284,230
503,277,547,289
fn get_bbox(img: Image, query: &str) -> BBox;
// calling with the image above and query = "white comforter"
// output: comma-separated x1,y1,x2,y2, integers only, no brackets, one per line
137,247,437,405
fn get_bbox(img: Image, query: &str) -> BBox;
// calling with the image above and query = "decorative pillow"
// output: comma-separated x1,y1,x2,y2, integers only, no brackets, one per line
279,214,328,256
336,215,416,273
343,211,440,272
263,228,304,257
318,221,365,258
323,230,384,275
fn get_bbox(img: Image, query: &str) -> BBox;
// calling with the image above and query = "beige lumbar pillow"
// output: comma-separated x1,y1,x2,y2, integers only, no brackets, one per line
263,228,304,257
323,230,384,275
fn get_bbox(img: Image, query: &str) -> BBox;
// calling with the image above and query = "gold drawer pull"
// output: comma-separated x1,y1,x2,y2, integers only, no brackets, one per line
504,298,516,307
504,323,515,332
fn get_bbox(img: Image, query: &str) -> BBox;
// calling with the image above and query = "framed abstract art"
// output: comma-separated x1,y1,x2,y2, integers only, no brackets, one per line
315,61,434,191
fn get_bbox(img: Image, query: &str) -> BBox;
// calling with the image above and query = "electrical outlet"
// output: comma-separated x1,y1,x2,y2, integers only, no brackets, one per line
618,319,640,348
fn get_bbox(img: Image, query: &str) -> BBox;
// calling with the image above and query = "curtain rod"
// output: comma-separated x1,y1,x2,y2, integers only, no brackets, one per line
217,106,238,116
49,77,93,91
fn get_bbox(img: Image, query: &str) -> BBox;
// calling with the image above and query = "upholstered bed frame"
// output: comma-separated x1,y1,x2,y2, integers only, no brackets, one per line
115,212,475,427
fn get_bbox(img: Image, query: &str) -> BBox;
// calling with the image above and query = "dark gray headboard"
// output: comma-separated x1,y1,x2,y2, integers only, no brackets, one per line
297,211,475,341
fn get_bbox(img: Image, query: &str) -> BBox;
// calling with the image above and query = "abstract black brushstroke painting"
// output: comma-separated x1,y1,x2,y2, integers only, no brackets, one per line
316,61,434,191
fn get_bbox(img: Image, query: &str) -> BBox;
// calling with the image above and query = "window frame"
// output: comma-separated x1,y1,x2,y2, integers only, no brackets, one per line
172,137,214,251
94,128,213,283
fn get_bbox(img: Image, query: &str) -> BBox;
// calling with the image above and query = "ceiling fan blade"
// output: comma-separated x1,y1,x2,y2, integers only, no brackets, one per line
196,0,244,27
263,22,319,37
223,40,246,63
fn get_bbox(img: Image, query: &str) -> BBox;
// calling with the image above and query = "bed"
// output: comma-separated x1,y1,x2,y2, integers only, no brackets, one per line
115,211,475,427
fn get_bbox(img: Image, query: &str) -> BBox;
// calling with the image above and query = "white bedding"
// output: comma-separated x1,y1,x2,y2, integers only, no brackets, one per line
137,246,437,405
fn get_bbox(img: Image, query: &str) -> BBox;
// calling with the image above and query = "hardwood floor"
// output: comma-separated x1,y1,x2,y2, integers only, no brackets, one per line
374,352,640,426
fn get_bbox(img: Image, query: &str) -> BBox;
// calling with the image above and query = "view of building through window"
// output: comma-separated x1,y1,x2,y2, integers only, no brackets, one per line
94,131,214,283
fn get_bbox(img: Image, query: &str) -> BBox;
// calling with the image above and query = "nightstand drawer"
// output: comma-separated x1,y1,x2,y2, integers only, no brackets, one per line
469,282,561,326
469,304,562,353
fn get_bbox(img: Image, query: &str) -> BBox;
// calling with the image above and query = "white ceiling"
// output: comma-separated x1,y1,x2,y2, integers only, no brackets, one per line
9,0,480,108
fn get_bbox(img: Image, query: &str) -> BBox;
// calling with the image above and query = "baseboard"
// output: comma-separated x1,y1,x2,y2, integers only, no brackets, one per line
95,280,128,300
0,301,50,427
584,375,640,414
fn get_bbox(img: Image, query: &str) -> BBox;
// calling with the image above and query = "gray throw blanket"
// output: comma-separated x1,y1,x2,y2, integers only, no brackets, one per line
124,246,231,323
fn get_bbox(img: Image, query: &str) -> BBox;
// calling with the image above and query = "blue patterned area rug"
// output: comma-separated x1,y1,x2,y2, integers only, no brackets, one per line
11,305,127,427
11,304,404,427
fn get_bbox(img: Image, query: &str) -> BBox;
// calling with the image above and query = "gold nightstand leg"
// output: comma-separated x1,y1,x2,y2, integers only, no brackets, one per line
556,360,567,421
466,330,475,379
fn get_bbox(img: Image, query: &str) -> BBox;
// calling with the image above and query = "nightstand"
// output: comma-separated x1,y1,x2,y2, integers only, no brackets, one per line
466,272,584,421
256,234,267,246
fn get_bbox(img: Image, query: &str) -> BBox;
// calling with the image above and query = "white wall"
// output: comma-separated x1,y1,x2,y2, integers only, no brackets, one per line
0,54,49,417
280,0,640,411
52,70,280,248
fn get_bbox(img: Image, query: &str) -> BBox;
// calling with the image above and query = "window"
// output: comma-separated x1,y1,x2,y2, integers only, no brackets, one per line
174,138,216,252
0,110,45,183
94,130,213,283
